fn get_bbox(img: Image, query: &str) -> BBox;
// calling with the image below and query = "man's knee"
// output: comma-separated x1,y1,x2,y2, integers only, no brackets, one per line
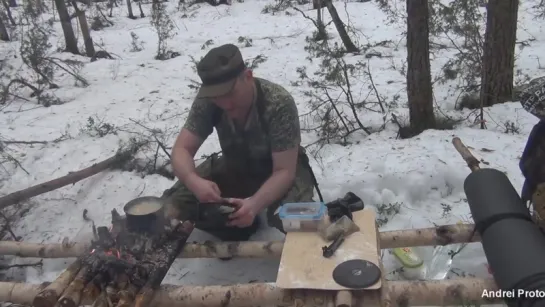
161,153,224,218
162,182,258,239
161,181,199,221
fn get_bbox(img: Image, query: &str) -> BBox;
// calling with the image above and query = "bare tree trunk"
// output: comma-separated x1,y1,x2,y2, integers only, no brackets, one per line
126,0,135,19
2,0,15,25
36,0,43,13
71,1,95,57
314,0,326,40
54,0,79,54
323,0,358,52
406,0,435,135
479,0,519,107
7,0,15,6
108,0,117,17
137,1,144,17
0,14,9,41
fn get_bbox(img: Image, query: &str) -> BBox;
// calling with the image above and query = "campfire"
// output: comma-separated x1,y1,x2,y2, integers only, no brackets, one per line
32,197,195,307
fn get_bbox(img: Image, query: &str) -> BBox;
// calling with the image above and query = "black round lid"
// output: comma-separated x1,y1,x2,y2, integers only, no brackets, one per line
332,259,381,289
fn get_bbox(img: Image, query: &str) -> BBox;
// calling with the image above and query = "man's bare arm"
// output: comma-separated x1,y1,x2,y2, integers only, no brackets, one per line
171,128,204,185
250,146,299,212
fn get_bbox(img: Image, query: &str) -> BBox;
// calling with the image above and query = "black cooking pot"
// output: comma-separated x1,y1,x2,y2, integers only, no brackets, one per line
123,196,166,235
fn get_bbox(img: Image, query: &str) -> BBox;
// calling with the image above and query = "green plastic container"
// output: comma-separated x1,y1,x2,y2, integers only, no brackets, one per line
392,247,426,280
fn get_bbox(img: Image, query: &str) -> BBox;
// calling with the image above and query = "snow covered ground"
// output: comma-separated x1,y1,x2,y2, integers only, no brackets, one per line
0,0,544,296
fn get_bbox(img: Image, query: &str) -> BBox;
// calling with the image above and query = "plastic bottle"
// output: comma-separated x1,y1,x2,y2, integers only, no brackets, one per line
425,245,457,280
425,222,465,280
392,247,427,280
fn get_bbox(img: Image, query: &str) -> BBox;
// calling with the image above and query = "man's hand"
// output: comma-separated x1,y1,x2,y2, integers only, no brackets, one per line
186,174,223,203
226,198,258,228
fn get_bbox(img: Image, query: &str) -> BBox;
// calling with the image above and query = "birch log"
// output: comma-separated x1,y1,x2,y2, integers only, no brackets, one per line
32,258,83,307
0,279,501,307
0,223,480,259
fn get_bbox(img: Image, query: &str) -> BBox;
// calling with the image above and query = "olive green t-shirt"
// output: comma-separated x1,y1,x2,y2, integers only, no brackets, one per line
183,77,302,176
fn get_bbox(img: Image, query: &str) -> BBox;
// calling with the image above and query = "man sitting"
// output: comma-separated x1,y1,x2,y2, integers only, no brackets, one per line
519,78,545,229
161,43,317,242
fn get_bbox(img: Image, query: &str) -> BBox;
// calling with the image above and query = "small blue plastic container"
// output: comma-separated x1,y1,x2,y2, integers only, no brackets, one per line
278,202,326,231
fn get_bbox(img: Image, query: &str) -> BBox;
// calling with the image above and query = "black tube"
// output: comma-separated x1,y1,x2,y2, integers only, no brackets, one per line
481,218,545,289
464,168,532,234
464,168,545,307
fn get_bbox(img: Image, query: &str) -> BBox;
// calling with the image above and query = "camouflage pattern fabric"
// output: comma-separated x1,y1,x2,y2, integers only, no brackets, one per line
183,77,303,179
519,77,545,227
162,77,315,240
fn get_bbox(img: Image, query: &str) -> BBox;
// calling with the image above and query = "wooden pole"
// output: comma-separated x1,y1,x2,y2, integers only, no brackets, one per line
452,137,480,172
0,279,502,307
0,223,479,259
32,258,83,307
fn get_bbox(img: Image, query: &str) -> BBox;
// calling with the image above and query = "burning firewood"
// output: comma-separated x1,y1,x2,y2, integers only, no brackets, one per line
90,291,109,307
81,273,106,303
33,204,196,307
116,283,139,307
134,220,195,307
58,263,96,307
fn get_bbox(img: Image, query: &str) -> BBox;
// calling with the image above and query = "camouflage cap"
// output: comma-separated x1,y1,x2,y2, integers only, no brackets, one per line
520,78,545,120
195,44,246,99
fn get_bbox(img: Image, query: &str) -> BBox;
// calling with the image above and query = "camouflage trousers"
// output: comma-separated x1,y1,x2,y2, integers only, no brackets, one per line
160,153,315,241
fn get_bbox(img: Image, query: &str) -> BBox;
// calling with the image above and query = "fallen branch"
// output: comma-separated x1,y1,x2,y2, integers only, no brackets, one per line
1,134,69,145
1,78,42,104
0,211,21,241
0,223,479,259
1,151,30,175
127,118,171,159
2,140,48,145
452,137,480,171
0,278,501,307
0,146,141,210
0,259,43,270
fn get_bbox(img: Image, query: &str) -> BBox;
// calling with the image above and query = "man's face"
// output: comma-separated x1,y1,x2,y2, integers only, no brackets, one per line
211,70,253,116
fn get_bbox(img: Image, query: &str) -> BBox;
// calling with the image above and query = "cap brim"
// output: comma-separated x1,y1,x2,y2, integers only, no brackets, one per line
196,79,237,99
